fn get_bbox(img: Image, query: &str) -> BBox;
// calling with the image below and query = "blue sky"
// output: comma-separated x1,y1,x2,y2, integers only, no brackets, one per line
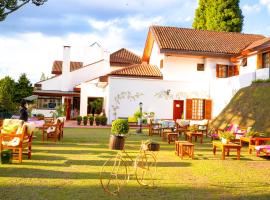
0,0,270,83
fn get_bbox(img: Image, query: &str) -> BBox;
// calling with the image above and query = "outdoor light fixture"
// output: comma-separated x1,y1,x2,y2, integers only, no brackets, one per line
166,89,171,95
137,102,143,134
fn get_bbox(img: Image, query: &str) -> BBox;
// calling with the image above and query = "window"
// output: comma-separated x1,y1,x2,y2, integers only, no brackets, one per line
160,59,163,69
186,99,212,120
37,96,61,109
241,58,247,67
216,64,239,78
197,63,205,71
192,99,204,120
262,51,270,68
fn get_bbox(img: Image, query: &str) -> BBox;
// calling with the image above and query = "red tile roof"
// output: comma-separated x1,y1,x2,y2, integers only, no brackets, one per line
109,63,162,79
110,48,141,66
52,61,83,74
51,48,141,74
149,26,265,57
243,37,270,52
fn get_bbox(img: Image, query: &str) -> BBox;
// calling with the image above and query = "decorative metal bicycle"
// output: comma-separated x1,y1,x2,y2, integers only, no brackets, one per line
100,140,160,195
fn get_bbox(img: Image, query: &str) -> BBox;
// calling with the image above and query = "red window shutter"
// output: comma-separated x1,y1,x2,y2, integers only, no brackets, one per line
234,65,239,76
186,99,193,120
228,65,234,77
204,99,212,120
216,65,220,78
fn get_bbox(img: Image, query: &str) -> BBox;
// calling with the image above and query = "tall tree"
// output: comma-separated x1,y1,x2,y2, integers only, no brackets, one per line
14,73,33,103
0,0,47,21
193,0,244,32
0,76,16,113
193,0,207,30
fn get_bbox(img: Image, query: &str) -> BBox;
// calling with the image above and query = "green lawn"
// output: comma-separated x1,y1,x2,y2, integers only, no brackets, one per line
0,128,270,200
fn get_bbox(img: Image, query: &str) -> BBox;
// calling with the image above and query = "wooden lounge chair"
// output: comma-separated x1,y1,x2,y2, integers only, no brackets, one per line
148,119,162,136
0,120,36,163
42,118,62,142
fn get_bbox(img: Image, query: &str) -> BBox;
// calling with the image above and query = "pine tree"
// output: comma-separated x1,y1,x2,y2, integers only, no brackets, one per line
14,73,33,103
193,0,244,32
193,0,207,30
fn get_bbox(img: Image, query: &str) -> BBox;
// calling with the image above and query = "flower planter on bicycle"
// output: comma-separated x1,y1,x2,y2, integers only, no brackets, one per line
100,120,160,195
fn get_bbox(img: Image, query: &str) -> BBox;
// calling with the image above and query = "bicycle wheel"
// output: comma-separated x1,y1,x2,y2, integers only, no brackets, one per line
100,154,129,195
135,152,157,187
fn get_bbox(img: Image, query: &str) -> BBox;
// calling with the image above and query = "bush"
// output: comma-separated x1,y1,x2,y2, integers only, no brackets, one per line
111,119,129,135
252,78,270,84
128,116,137,123
134,110,142,120
95,116,101,126
100,116,107,126
77,116,82,122
83,116,88,125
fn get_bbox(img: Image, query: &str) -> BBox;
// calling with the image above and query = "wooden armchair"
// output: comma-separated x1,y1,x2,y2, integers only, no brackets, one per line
0,122,36,163
42,119,61,142
148,120,162,136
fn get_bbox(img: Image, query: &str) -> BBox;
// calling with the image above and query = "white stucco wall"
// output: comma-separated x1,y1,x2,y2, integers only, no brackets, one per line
256,68,270,80
149,41,164,67
240,54,257,74
79,79,108,116
107,77,210,123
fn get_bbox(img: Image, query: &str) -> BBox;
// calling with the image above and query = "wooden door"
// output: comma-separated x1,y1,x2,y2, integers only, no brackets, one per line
64,98,71,120
173,100,184,121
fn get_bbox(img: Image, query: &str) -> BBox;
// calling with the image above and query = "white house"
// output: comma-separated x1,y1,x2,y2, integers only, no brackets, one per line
33,26,270,123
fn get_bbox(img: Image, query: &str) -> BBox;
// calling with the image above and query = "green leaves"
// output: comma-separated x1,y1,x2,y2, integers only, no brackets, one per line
193,0,243,32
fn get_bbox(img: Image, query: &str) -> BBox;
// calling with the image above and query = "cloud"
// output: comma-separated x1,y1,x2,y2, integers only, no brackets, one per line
0,30,128,83
242,4,261,14
260,0,270,12
88,18,121,31
127,15,164,31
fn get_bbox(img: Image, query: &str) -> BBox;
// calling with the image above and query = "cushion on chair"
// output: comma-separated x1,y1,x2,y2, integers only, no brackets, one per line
47,126,56,134
2,137,20,147
1,119,24,134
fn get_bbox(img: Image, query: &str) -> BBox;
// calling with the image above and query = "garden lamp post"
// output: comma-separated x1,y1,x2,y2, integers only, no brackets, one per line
137,102,143,134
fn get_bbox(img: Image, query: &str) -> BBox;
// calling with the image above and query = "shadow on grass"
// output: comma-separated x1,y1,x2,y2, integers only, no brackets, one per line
0,183,269,200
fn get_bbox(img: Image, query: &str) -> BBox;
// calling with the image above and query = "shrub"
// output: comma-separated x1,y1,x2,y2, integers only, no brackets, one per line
134,110,142,120
89,116,94,122
95,116,101,126
83,116,88,125
128,116,137,123
100,116,107,126
252,78,270,84
111,119,129,136
77,116,82,122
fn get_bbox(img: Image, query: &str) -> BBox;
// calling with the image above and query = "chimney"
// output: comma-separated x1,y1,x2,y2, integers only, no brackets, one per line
62,46,71,75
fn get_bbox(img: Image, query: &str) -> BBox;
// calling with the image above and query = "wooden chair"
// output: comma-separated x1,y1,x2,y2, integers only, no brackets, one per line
0,122,36,163
44,117,54,124
57,117,65,140
42,119,61,142
148,119,162,136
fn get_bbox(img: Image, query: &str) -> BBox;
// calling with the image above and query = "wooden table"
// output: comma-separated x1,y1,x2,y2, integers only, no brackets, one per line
249,137,270,154
185,131,203,144
213,141,241,160
167,132,179,144
175,141,194,159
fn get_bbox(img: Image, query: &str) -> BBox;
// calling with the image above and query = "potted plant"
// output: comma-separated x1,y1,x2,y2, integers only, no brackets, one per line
89,116,94,126
83,116,88,126
218,131,235,144
95,116,101,126
100,116,108,126
109,119,129,150
245,129,260,138
76,116,82,125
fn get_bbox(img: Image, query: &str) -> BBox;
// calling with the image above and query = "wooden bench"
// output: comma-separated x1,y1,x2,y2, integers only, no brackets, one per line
185,131,203,144
167,132,179,144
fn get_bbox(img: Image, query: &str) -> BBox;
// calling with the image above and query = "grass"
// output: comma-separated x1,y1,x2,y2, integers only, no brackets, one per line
1,128,270,200
211,82,270,133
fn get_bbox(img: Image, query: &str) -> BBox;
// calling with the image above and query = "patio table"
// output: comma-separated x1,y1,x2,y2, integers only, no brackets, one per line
212,141,241,160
